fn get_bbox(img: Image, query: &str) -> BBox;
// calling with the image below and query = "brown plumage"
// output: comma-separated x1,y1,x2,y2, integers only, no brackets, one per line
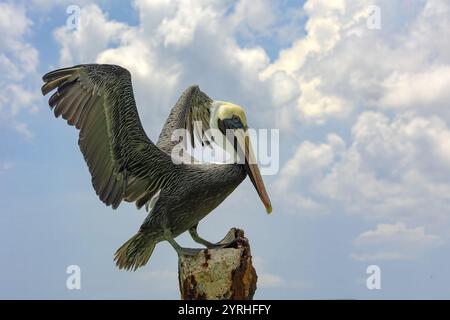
42,64,271,271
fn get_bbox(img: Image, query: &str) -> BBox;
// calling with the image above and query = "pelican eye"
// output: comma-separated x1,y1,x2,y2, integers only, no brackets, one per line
232,115,240,122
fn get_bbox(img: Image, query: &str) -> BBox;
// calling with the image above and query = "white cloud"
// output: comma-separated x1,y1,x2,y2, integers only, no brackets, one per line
279,112,450,220
13,122,34,141
47,0,450,262
318,112,450,221
275,133,345,214
56,0,447,131
277,111,450,256
297,77,348,123
54,4,131,66
228,0,277,36
379,65,450,111
155,0,222,49
0,2,40,140
52,1,276,132
253,256,286,288
0,162,14,173
270,0,450,259
0,4,33,49
276,133,345,190
259,0,450,126
258,272,286,289
352,223,443,261
259,0,369,125
261,0,346,79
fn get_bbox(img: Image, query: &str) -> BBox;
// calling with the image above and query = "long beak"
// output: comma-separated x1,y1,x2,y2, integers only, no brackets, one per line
235,130,272,214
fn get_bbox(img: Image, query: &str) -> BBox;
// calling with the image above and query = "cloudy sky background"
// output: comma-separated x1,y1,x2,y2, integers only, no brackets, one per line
1,0,450,299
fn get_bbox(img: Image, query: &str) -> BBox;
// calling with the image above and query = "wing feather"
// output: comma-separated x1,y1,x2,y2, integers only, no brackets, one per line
157,85,213,155
42,64,176,210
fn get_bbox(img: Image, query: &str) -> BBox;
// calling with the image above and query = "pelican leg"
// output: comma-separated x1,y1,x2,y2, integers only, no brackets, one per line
164,228,202,256
189,224,237,249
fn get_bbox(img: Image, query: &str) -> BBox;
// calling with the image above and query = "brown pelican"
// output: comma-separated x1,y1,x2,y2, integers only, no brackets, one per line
41,64,271,271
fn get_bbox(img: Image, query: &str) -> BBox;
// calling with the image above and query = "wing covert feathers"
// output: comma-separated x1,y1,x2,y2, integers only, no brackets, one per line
42,64,174,210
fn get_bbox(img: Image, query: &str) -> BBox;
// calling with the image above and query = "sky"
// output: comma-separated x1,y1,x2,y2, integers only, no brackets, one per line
1,0,450,299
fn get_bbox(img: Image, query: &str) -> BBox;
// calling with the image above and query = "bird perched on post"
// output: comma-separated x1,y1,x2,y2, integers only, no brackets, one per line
41,64,272,271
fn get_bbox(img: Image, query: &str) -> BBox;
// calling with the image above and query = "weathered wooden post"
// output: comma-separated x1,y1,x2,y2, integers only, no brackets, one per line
178,228,258,300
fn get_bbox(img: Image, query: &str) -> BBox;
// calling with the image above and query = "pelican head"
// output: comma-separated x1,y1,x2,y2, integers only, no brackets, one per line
210,101,272,214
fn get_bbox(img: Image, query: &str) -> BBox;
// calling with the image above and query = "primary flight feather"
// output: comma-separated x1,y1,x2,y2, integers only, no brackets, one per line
42,64,271,270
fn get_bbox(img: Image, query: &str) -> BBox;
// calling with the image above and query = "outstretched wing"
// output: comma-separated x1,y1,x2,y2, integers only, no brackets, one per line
42,64,176,210
156,85,213,154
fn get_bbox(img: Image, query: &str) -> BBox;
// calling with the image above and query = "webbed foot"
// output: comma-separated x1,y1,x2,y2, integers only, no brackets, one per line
189,226,243,249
